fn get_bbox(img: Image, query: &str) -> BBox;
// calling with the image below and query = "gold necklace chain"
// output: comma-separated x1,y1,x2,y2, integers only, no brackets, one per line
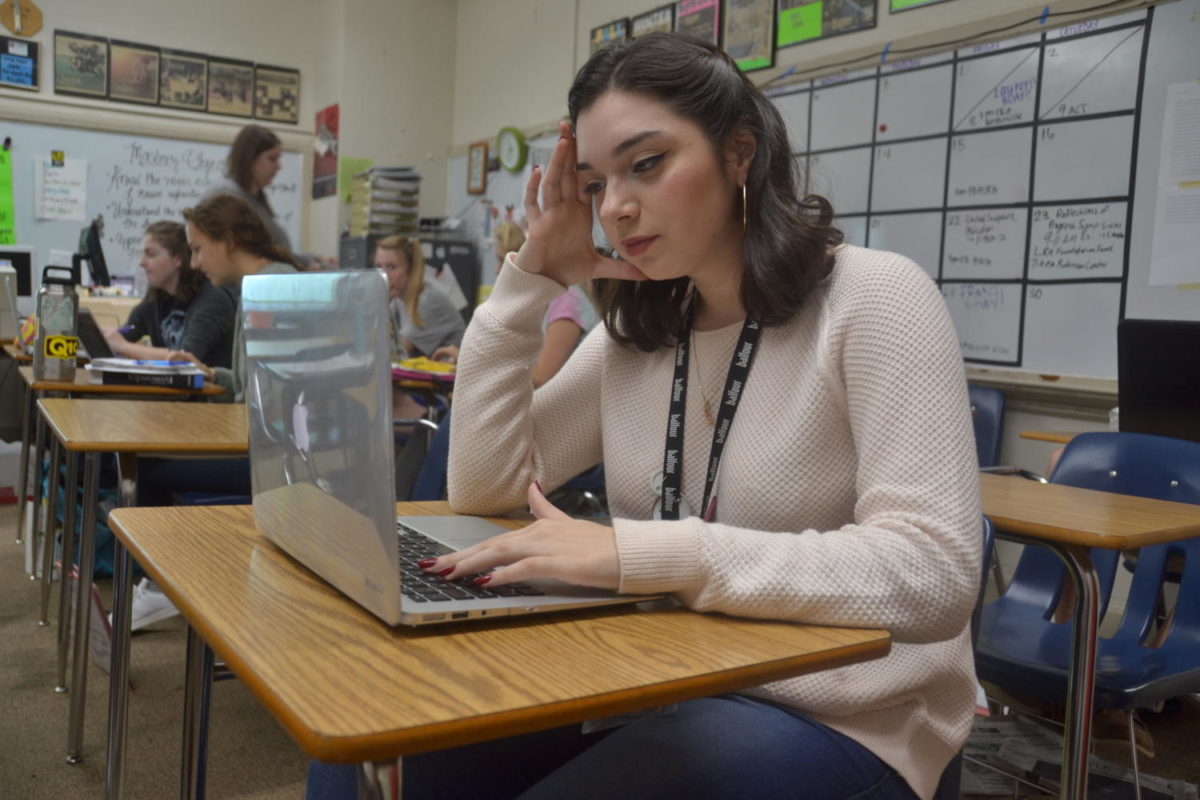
691,328,717,427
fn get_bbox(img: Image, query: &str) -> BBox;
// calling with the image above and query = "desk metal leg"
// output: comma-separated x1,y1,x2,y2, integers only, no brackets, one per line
16,383,34,545
67,452,100,764
106,453,137,800
357,760,402,800
29,407,47,580
38,437,63,625
181,626,213,800
55,451,81,693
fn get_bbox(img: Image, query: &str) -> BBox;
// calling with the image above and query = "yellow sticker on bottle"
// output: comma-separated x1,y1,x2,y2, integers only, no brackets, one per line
44,335,78,359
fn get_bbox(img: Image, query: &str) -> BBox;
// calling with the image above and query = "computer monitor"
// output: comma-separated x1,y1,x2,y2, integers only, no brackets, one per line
78,219,112,287
1117,319,1200,444
0,246,35,296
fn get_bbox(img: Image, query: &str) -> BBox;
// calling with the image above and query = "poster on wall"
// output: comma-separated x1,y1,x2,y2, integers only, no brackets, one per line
0,36,39,91
724,0,775,72
631,5,676,38
160,49,207,111
313,103,339,199
590,18,629,54
255,64,300,124
777,0,877,48
54,30,108,98
676,0,722,45
206,57,253,117
108,40,159,105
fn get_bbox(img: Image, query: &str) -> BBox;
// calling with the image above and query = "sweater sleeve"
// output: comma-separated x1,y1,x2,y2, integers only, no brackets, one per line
447,256,605,515
612,254,982,644
179,284,237,366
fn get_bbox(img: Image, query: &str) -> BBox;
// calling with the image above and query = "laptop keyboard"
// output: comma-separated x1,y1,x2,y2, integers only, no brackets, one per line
397,522,545,603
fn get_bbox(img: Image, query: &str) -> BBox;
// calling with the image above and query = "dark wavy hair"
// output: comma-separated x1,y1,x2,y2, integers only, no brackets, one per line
569,33,842,351
226,124,281,213
143,220,205,304
182,194,296,268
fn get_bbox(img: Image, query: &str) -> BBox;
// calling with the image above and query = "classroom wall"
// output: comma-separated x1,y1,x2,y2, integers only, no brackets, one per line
451,0,1156,148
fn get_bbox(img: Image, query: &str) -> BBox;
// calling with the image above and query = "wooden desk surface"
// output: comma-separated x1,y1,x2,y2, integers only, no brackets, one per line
38,398,248,453
980,472,1200,549
1019,430,1085,445
19,365,223,396
108,502,891,763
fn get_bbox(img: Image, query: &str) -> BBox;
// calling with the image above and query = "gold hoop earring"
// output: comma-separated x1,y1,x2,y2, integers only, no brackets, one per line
742,184,748,231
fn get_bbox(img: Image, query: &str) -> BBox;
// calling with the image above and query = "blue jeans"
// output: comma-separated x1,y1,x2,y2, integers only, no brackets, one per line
306,695,919,799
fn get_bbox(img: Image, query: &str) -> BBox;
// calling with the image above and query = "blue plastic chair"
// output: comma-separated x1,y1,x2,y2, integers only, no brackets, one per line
410,411,452,502
976,432,1200,787
968,385,1005,468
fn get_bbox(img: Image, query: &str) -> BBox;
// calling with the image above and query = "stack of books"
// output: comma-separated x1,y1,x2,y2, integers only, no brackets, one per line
348,167,421,237
85,358,208,389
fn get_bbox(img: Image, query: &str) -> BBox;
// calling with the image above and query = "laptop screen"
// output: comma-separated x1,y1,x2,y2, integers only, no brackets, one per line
242,270,403,620
1118,319,1200,444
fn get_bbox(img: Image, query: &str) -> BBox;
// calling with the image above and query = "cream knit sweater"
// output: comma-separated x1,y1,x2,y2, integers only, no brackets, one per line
448,244,982,800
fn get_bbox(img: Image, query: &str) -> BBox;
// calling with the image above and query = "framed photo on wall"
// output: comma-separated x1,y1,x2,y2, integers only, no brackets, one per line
467,141,488,196
676,0,722,46
0,36,39,91
54,30,108,98
631,4,676,38
723,0,775,72
207,57,254,117
108,40,159,104
590,18,629,54
254,64,300,123
159,49,207,111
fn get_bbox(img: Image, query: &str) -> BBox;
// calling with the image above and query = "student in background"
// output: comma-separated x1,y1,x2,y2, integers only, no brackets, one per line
311,33,980,799
206,124,295,258
102,220,236,368
375,235,465,358
169,193,298,403
125,194,298,630
432,221,597,387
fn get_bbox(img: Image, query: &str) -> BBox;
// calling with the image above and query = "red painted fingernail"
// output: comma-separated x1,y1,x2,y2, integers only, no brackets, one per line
473,574,493,586
417,559,437,569
438,567,454,577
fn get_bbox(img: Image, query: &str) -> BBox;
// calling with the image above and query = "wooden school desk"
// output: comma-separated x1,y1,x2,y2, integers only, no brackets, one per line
106,501,892,800
978,472,1200,800
1018,430,1085,445
15,365,221,553
33,397,247,773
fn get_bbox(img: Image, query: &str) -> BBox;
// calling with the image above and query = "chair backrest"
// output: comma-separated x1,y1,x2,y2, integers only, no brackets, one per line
1006,432,1200,623
411,409,452,502
972,515,996,647
968,384,1005,468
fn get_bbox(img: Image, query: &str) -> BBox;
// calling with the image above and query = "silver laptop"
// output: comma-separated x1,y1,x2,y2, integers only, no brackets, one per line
242,270,647,626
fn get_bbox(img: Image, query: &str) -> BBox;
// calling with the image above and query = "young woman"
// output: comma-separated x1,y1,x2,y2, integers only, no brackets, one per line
433,221,598,387
374,235,465,358
126,194,298,630
207,124,295,258
170,193,298,403
310,33,980,800
103,220,236,368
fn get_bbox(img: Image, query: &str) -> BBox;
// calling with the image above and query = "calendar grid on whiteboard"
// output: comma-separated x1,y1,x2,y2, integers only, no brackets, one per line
767,6,1164,377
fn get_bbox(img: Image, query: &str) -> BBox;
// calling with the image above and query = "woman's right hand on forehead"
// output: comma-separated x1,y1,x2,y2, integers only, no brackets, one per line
517,121,646,286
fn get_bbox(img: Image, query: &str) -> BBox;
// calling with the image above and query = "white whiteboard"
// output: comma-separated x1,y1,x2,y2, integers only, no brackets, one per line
6,120,302,286
769,0,1200,379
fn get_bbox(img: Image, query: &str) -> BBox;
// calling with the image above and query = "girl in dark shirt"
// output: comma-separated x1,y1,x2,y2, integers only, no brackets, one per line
102,220,237,369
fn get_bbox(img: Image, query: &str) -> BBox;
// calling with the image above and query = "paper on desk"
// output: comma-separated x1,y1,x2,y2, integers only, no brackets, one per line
1149,82,1200,287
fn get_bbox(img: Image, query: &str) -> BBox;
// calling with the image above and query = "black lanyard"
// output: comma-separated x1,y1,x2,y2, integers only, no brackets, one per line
659,310,761,522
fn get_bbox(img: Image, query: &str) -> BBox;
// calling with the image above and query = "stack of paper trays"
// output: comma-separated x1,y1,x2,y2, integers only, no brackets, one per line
85,358,208,390
349,167,421,237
